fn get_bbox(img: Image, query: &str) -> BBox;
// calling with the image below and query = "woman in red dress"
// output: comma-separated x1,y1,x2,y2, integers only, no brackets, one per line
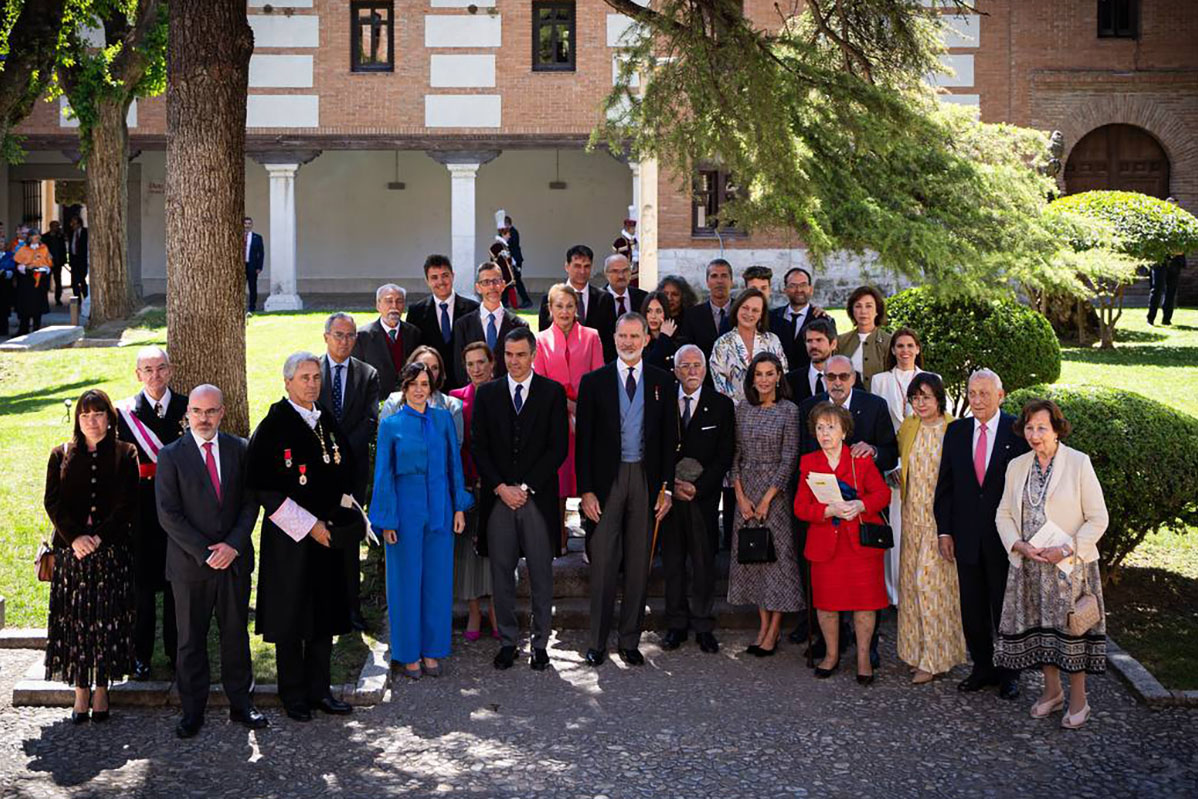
794,402,891,683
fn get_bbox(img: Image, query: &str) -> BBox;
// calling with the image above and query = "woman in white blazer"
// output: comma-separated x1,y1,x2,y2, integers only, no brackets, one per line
993,399,1109,730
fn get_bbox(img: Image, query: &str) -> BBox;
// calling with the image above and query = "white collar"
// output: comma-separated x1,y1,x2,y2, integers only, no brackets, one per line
191,430,218,451
379,318,399,335
787,304,809,320
678,384,701,403
831,389,854,411
143,388,172,411
975,414,1000,433
433,293,455,311
481,303,503,319
287,399,321,428
619,359,644,379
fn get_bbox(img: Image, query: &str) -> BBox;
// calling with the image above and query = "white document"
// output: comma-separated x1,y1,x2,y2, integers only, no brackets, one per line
806,472,844,505
1029,519,1076,576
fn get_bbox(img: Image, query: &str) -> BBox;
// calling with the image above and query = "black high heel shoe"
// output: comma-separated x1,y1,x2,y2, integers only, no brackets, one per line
856,672,875,686
813,661,839,679
91,689,110,722
72,689,91,724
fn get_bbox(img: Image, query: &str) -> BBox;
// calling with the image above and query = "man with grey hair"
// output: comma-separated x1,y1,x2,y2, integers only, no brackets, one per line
247,352,359,721
352,283,421,397
659,344,734,654
602,253,646,320
116,344,189,681
157,384,266,737
319,312,379,631
935,368,1028,700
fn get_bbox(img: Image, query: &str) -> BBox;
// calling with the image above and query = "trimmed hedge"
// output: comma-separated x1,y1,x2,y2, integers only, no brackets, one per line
1048,190,1198,262
1003,385,1198,575
887,286,1061,413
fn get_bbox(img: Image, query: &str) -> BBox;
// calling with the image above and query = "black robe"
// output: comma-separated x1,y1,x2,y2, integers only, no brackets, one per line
115,390,189,587
247,398,357,643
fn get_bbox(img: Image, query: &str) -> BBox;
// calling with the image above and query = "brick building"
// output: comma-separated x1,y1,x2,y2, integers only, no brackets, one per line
3,0,1195,307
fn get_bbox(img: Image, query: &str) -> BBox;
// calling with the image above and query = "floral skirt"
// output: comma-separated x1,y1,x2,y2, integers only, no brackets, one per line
45,542,136,687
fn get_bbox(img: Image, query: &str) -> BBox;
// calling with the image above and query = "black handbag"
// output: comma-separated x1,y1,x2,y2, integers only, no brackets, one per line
737,525,777,564
851,456,894,550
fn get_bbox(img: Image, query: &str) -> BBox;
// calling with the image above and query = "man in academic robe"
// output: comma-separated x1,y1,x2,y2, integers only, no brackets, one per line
616,205,639,287
116,345,189,680
452,261,529,386
247,353,360,722
405,255,479,392
538,244,618,362
352,283,421,398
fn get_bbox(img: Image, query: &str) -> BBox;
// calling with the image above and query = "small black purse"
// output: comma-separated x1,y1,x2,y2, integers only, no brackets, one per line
851,457,894,550
737,525,777,564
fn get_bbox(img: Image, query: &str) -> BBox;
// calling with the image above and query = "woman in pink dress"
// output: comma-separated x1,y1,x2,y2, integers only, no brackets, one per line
534,283,605,547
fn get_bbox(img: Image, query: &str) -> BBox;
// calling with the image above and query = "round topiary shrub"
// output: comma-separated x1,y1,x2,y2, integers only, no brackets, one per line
1002,385,1198,578
887,286,1061,414
1048,190,1198,262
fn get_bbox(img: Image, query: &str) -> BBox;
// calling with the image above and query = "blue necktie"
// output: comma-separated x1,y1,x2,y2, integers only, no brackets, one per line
625,368,637,402
332,364,344,419
513,383,524,413
486,313,498,351
682,395,692,428
439,301,452,343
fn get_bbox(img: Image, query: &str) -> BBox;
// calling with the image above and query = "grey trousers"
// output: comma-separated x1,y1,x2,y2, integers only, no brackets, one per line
661,499,716,633
487,501,555,649
589,462,652,651
171,567,253,718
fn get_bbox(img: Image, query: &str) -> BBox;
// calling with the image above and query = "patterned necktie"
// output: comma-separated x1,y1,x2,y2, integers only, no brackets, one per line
155,401,163,418
202,441,221,502
332,364,344,419
514,383,524,413
439,302,452,343
617,295,626,316
682,395,692,428
625,367,637,402
974,422,989,485
486,313,498,350
387,327,397,342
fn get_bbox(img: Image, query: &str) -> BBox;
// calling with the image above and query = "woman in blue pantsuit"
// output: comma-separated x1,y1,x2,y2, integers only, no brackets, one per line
370,362,471,680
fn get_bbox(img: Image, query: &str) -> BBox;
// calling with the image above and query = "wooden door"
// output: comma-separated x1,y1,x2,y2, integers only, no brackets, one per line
1064,124,1170,197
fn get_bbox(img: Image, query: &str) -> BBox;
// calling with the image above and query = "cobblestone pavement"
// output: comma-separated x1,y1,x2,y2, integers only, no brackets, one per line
2,627,1195,799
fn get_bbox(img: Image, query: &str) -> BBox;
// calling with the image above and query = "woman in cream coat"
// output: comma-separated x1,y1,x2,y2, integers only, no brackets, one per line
994,399,1109,730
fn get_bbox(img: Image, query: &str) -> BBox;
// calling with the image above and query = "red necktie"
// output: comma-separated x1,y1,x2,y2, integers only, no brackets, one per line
203,441,222,502
974,423,988,486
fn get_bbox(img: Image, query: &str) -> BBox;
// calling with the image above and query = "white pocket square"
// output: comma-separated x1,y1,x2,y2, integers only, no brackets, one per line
701,425,717,431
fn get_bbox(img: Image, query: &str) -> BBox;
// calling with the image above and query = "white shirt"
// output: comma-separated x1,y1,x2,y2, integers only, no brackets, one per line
379,318,400,340
143,388,172,418
832,388,855,411
480,304,503,335
784,305,810,340
244,231,252,262
288,399,321,429
851,332,868,376
972,413,1001,470
678,385,701,421
434,293,456,323
570,283,589,320
191,430,221,480
807,364,825,396
507,372,533,408
709,299,731,330
620,359,644,389
327,356,350,401
606,285,632,315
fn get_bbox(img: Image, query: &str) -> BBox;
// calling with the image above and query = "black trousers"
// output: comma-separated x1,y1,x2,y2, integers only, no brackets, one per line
69,259,87,298
956,543,1014,679
1147,262,1182,324
720,486,736,549
172,569,253,717
662,499,717,633
134,582,177,667
245,266,259,311
50,265,64,304
275,635,333,709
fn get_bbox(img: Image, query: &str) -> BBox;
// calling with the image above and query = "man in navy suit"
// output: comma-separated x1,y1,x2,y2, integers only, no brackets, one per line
935,368,1029,700
769,267,835,373
406,255,480,391
538,244,618,362
243,216,265,313
680,258,734,359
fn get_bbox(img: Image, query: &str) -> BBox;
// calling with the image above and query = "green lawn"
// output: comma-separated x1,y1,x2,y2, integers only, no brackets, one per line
2,305,1196,686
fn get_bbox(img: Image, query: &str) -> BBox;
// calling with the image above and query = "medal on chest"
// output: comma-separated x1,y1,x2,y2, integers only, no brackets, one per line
298,464,308,486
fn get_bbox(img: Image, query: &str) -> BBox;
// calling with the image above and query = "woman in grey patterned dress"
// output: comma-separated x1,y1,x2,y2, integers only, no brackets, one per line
727,353,803,656
994,400,1109,730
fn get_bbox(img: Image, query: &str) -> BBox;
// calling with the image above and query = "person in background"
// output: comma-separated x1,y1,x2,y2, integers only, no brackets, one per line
538,244,617,362
43,219,67,307
895,373,966,684
741,265,773,306
654,274,698,329
641,291,682,372
352,284,422,399
13,228,52,334
680,259,734,359
405,255,480,392
44,389,139,723
994,399,1109,730
449,342,500,642
0,221,14,336
709,288,788,405
243,217,264,314
68,216,88,300
503,215,533,309
837,286,892,392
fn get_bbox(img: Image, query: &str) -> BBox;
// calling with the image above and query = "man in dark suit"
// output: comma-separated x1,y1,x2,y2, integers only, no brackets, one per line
576,313,677,666
603,253,647,318
680,258,734,359
243,216,265,313
352,283,421,398
471,328,569,671
660,344,734,654
67,215,88,299
320,312,380,631
43,220,67,307
784,317,838,405
406,255,480,391
935,368,1029,700
115,345,189,681
504,214,533,308
538,244,618,362
453,261,528,385
156,384,266,738
770,267,835,372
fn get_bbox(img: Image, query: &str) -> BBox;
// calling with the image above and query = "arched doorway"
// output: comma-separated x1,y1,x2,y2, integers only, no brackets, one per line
1064,124,1170,197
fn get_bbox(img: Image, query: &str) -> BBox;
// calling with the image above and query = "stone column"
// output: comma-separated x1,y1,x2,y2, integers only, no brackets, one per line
629,159,642,222
638,157,659,288
251,151,320,312
428,151,500,296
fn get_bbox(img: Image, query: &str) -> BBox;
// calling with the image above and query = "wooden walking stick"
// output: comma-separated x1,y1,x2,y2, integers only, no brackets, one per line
649,484,668,559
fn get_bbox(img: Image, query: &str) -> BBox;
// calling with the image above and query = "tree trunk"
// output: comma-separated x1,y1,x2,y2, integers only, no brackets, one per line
165,0,253,435
85,98,136,325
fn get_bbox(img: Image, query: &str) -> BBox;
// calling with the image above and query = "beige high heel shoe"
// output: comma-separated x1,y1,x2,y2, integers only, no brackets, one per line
911,670,934,685
1061,703,1091,729
1029,692,1065,718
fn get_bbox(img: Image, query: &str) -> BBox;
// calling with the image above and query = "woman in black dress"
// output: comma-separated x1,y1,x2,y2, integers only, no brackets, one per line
641,291,682,372
44,389,139,723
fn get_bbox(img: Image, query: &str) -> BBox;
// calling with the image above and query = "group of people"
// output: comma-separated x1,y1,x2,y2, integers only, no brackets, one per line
43,249,1111,738
0,217,88,336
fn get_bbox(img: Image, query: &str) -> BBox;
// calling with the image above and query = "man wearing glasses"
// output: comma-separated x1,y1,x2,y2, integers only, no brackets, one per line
451,261,529,386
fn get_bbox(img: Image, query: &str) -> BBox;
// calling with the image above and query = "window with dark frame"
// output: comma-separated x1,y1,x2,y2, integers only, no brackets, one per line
1097,0,1138,39
351,1,394,72
692,168,741,236
533,1,576,72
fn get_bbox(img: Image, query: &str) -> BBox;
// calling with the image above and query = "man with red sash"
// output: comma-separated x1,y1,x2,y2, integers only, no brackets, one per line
116,345,189,680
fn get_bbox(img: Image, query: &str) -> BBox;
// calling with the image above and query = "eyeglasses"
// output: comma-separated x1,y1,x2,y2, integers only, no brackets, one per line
326,332,356,341
825,372,853,382
188,408,223,418
477,278,503,287
676,362,704,371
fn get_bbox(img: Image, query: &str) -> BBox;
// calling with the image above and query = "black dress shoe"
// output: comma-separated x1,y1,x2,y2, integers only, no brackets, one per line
131,660,151,681
618,648,645,666
696,632,719,654
585,648,606,667
284,704,313,722
315,697,353,715
70,710,90,724
529,648,550,671
493,645,517,670
660,629,687,650
998,678,1021,701
230,706,269,730
349,610,368,632
176,715,203,738
957,671,998,693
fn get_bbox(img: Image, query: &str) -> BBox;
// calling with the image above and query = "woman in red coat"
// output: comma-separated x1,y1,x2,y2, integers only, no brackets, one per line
794,401,891,683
